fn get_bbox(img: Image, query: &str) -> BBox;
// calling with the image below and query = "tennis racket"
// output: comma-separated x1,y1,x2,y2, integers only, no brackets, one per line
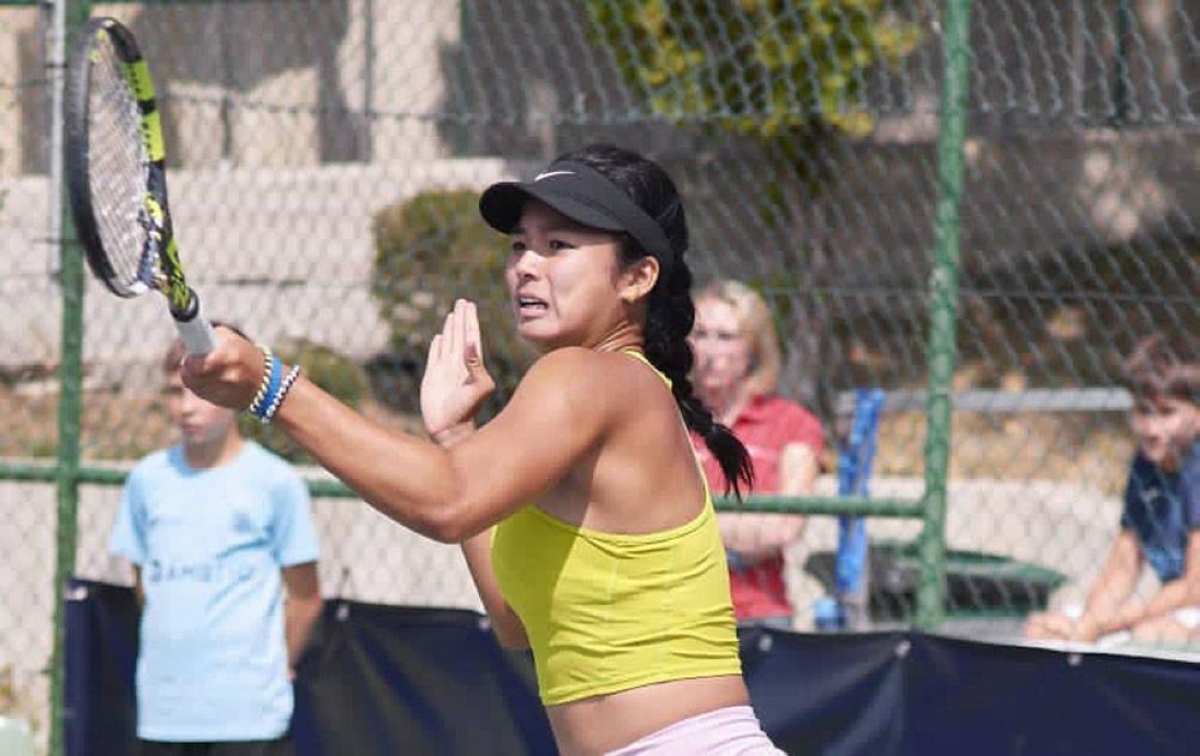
64,16,216,355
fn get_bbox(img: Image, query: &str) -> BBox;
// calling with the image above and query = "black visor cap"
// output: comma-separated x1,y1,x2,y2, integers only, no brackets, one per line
478,161,674,277
479,182,627,236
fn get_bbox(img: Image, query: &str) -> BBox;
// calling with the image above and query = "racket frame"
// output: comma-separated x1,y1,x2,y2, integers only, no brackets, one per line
64,16,215,354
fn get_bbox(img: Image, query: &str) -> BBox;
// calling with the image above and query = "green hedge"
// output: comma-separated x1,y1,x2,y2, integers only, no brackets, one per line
370,189,530,413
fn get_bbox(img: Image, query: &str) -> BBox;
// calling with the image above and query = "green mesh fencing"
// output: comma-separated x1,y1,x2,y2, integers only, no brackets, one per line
2,1,1199,752
1,5,61,751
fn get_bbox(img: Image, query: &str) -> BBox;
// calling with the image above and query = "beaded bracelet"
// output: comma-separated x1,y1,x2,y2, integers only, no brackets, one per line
248,353,283,422
261,364,302,424
246,344,274,416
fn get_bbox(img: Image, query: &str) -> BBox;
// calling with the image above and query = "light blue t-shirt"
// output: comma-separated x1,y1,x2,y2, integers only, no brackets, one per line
109,441,320,742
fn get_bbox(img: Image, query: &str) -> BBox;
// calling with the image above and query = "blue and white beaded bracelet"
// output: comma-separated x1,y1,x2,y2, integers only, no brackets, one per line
247,350,283,422
245,344,275,416
261,364,302,424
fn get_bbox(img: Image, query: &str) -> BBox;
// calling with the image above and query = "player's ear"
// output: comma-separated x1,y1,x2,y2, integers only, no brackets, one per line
618,256,659,304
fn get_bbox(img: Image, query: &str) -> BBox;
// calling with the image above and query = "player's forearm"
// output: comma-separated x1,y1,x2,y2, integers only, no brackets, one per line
274,377,476,541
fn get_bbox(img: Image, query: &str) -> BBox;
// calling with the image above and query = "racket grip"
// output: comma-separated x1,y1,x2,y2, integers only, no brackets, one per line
173,291,217,355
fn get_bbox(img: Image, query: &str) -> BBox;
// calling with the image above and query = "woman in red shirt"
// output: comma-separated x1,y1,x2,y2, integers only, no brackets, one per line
690,279,824,628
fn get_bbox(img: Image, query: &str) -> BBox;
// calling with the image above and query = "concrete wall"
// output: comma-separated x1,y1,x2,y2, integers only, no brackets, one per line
0,156,515,374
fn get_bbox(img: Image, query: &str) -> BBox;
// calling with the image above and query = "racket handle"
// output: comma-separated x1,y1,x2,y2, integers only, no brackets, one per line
177,316,217,355
172,289,217,355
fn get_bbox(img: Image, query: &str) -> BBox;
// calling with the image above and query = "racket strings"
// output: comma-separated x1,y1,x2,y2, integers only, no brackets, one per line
87,34,155,292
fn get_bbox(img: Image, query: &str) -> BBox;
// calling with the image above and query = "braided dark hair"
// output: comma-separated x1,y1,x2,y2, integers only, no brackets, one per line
554,144,754,499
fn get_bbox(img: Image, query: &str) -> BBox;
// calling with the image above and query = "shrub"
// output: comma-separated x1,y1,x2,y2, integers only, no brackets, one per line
370,189,530,414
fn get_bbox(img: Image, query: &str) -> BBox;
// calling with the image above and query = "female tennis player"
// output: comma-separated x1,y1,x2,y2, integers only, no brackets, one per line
183,143,785,754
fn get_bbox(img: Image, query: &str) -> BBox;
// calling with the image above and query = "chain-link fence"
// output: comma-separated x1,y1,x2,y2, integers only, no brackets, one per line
2,0,1199,752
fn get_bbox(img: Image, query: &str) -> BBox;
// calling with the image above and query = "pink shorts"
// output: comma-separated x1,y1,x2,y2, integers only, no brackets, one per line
607,705,785,755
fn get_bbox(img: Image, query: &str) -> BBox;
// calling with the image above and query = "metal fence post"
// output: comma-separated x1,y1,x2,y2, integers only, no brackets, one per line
50,2,92,754
916,0,973,632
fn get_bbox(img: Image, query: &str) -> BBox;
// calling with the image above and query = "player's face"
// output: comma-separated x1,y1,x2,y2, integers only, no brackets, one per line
165,369,238,449
1129,395,1199,471
690,298,751,394
505,200,627,351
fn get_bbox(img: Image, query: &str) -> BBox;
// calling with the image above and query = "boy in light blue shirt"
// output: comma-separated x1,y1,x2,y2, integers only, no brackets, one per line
110,331,322,756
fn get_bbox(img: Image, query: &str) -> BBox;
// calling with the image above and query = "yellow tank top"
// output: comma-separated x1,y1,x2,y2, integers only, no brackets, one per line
491,350,742,705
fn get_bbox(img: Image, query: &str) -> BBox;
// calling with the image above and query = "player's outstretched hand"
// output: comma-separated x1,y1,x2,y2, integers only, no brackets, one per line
421,299,496,445
181,325,262,410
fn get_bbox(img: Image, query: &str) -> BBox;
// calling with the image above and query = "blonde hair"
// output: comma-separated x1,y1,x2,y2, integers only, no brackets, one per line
693,279,781,397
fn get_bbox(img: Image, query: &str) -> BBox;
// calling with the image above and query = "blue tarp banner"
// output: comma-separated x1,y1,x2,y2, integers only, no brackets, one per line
65,579,1200,756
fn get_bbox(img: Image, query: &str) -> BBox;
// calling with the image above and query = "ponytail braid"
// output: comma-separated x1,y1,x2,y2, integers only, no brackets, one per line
642,249,754,500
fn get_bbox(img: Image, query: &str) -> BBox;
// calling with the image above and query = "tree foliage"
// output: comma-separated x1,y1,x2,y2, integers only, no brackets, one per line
587,0,921,140
587,1,922,406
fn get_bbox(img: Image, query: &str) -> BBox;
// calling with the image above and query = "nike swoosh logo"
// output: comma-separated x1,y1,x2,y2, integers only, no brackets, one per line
535,170,575,181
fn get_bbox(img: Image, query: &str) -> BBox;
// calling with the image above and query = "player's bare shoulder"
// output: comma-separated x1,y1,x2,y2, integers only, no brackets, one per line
522,347,619,394
518,347,669,417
